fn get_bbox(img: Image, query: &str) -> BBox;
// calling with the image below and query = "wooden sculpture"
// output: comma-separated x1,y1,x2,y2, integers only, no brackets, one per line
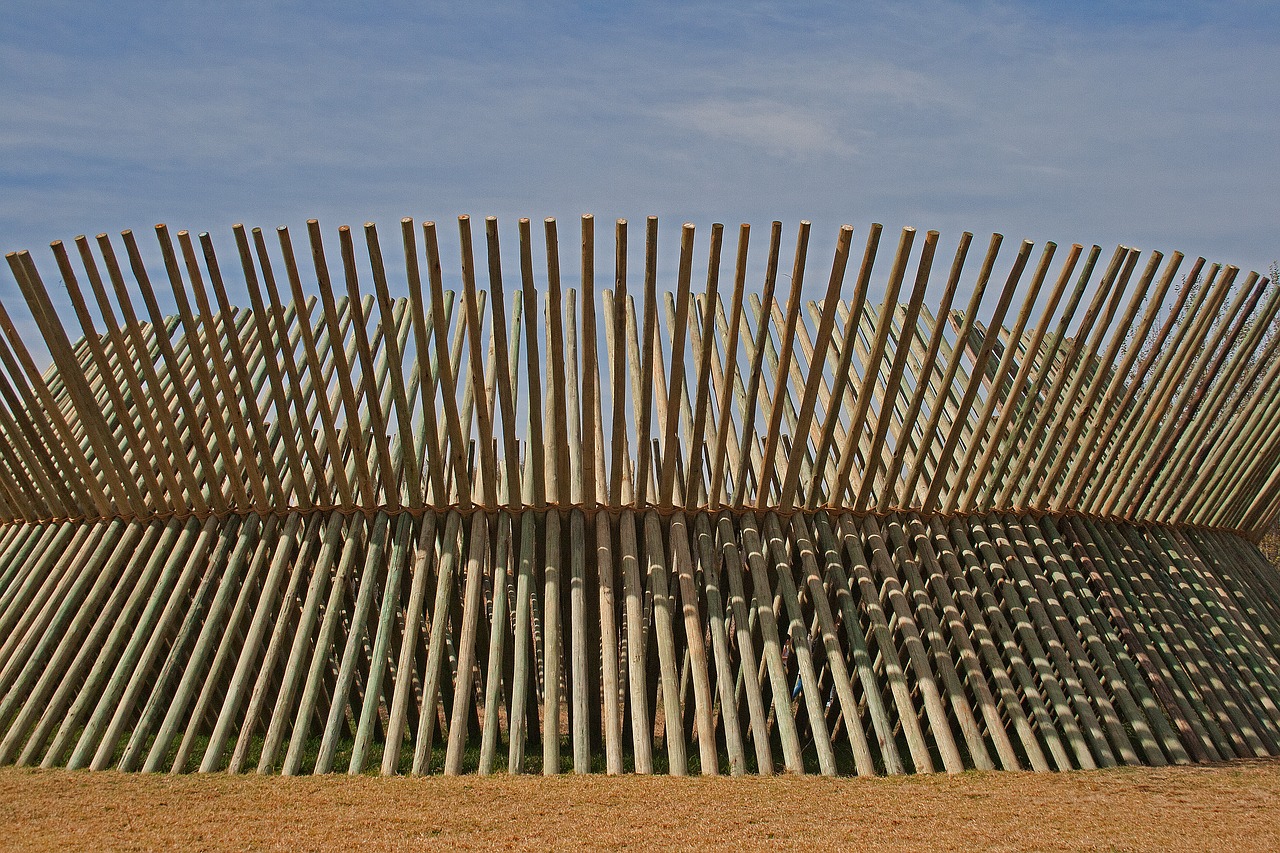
0,215,1278,776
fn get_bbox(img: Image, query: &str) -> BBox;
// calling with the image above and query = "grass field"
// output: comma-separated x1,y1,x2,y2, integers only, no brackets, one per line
2,759,1279,850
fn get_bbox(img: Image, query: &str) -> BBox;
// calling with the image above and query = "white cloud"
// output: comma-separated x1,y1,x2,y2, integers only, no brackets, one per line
656,98,861,158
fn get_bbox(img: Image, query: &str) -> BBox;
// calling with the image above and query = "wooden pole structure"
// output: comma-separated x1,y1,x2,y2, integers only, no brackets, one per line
0,214,1277,777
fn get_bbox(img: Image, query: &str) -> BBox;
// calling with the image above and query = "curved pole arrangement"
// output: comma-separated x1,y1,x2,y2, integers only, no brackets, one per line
0,215,1277,777
1,217,1276,531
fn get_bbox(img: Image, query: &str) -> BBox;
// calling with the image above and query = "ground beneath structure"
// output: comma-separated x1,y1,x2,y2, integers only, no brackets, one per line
2,760,1279,850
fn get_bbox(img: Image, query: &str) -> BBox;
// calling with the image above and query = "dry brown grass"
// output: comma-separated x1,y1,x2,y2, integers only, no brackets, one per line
2,760,1279,851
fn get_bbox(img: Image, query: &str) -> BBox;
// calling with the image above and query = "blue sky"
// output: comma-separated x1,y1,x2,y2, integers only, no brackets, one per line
2,1,1278,328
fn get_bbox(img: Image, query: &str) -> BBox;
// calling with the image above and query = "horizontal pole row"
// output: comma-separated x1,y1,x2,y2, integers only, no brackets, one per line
1,217,1277,535
0,507,1278,775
